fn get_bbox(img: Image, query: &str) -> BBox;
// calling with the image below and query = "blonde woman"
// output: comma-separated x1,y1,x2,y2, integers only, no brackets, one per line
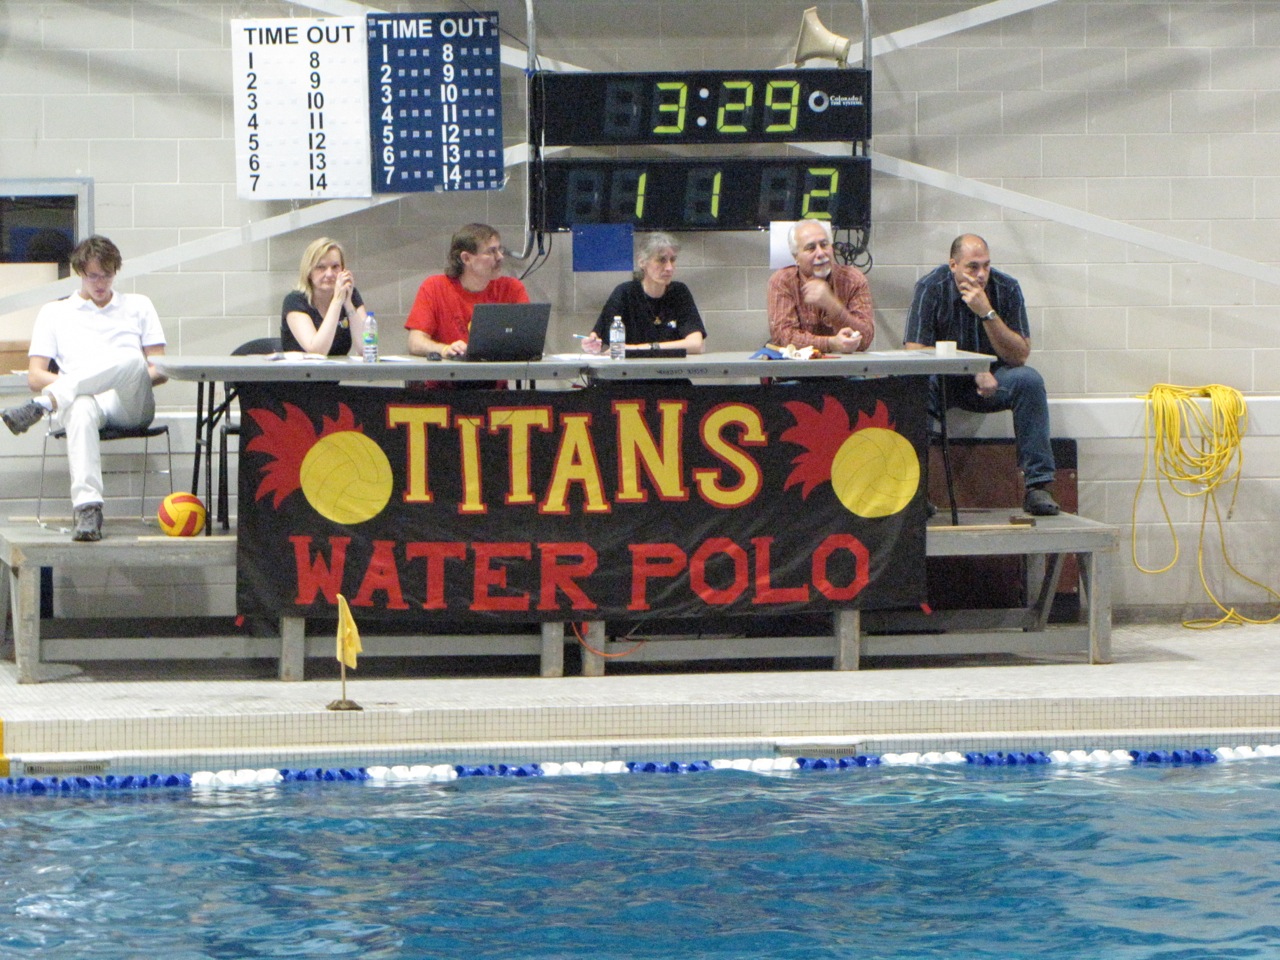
281,237,367,355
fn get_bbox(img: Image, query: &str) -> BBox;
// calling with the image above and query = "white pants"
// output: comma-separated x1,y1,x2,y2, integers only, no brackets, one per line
45,351,156,508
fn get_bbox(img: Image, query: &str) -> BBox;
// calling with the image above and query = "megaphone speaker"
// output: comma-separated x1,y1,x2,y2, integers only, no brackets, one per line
793,6,853,66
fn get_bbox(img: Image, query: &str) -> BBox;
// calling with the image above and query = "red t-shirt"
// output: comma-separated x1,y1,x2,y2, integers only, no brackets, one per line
404,274,530,344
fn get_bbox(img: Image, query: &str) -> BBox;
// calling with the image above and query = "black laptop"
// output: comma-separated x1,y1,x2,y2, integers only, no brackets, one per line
465,303,551,362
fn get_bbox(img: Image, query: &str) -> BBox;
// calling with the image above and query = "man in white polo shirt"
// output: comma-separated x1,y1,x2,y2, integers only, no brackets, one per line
2,235,168,541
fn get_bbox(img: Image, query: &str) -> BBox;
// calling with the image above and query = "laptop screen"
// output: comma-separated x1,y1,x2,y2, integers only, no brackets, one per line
465,303,551,362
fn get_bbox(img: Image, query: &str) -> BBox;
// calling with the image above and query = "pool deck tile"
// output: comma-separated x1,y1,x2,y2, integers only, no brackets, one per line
4,622,1280,771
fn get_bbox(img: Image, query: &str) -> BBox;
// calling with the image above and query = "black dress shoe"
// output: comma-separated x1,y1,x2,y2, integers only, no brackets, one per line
1023,488,1060,516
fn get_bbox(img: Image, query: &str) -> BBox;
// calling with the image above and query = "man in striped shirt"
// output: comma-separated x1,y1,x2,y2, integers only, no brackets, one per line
905,234,1059,517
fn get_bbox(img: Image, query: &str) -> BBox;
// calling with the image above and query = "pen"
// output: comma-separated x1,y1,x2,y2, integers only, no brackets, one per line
571,333,589,339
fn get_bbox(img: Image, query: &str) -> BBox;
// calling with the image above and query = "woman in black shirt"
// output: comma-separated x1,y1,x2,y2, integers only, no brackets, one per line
582,233,706,355
281,237,367,355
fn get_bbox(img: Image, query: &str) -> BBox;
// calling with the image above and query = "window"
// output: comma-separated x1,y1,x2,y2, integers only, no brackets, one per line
1,178,93,277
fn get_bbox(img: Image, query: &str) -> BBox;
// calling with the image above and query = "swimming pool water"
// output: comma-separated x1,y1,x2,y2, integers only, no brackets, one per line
4,760,1280,959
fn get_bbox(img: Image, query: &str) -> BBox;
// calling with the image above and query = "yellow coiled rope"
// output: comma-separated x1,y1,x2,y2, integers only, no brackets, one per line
1133,383,1279,628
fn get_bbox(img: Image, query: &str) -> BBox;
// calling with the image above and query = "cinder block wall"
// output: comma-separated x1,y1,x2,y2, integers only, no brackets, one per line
2,0,1278,620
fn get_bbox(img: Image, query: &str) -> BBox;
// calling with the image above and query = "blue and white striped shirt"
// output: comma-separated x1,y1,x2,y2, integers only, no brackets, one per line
903,264,1028,369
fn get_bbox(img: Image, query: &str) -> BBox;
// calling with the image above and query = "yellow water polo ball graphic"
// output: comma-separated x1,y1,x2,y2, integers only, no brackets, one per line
830,426,920,518
299,430,394,524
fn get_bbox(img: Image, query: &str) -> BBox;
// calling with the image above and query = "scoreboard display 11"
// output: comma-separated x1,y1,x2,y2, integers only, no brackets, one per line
540,157,869,232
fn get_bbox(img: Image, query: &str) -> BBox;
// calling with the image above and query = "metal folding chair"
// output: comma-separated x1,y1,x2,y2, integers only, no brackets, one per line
36,422,173,528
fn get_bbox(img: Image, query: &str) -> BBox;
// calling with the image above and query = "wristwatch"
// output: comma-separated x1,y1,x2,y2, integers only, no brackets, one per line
982,310,997,321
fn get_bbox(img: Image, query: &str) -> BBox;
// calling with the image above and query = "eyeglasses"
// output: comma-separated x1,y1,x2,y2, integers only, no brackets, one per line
82,272,116,283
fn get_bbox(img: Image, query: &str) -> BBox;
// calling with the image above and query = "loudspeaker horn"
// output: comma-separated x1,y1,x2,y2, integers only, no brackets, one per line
793,6,853,67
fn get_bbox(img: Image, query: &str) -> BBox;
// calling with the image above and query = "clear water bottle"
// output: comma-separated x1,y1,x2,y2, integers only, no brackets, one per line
362,310,378,363
608,315,625,361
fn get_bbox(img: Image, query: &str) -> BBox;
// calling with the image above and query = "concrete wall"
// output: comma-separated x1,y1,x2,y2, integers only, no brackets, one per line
2,0,1278,620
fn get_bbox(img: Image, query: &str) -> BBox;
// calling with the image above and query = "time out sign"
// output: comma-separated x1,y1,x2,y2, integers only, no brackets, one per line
230,13,504,200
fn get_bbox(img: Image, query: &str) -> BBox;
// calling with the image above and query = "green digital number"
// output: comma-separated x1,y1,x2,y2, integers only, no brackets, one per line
652,81,688,134
716,80,754,134
800,167,838,220
609,169,647,222
765,80,800,133
634,171,647,219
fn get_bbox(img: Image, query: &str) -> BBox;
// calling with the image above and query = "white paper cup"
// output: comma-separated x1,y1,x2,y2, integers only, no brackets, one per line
935,340,957,357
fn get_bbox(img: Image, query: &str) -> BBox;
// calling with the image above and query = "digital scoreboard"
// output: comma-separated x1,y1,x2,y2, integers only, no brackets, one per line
530,68,871,232
533,69,869,146
539,157,870,232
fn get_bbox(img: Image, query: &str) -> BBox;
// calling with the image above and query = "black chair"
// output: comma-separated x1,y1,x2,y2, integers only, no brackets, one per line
216,337,281,530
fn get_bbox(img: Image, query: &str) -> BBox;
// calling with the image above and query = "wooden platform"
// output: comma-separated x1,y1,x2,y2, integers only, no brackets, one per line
1,521,244,683
3,510,1117,683
0,520,565,683
577,510,1119,673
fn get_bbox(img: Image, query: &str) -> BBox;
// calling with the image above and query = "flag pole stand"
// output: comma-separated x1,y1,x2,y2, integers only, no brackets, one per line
327,662,363,711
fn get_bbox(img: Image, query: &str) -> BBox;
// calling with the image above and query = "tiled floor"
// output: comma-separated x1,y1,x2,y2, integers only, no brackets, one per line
3,620,1279,775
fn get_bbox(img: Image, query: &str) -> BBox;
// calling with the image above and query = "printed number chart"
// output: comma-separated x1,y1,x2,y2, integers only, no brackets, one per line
230,13,505,201
231,18,372,200
367,12,505,194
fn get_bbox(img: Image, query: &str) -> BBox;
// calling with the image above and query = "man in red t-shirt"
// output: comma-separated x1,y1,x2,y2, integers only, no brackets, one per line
405,223,530,358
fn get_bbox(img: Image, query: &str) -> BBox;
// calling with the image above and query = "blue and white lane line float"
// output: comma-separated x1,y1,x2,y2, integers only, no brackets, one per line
3,743,1280,795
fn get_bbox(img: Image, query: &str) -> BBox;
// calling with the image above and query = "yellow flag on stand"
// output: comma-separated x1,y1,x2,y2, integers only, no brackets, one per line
336,594,362,669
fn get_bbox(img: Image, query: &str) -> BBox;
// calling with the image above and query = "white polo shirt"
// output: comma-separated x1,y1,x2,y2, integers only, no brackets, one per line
29,290,166,376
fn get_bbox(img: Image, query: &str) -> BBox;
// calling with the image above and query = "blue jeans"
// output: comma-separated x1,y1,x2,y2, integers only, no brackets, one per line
931,365,1056,488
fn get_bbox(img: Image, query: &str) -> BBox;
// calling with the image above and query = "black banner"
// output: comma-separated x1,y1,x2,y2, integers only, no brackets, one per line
235,378,929,623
